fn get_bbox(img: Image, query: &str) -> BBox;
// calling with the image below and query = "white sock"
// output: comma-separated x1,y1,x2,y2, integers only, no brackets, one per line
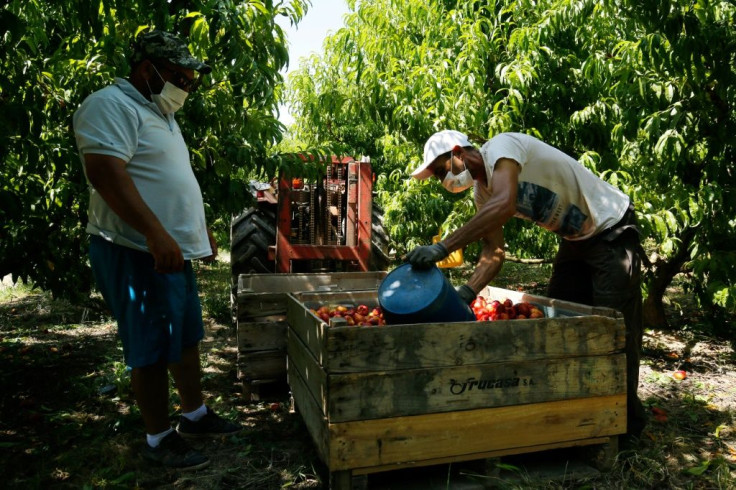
182,403,207,422
146,427,174,448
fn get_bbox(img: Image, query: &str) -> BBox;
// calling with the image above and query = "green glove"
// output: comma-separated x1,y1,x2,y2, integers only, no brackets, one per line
456,284,476,305
406,243,449,269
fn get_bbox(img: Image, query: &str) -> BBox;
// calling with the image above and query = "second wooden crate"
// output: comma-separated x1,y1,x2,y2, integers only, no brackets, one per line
235,271,386,400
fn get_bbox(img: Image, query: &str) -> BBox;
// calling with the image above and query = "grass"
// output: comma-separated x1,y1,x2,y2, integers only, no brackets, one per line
1,257,735,489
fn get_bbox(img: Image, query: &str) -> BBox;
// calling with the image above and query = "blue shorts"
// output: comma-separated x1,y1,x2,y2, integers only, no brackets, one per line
89,235,204,368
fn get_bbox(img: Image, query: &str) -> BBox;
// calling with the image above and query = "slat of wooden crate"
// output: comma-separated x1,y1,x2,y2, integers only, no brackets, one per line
288,351,330,464
237,292,289,320
237,349,286,380
238,271,386,294
325,353,626,422
287,290,625,358
351,436,613,476
323,316,625,373
237,319,287,352
286,294,332,364
327,394,626,471
287,327,328,415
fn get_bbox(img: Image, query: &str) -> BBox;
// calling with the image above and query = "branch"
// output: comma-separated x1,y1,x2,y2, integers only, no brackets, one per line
504,255,552,264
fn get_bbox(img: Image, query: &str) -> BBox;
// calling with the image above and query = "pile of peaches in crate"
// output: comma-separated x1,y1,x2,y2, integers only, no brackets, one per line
471,297,545,321
310,304,387,326
309,296,545,327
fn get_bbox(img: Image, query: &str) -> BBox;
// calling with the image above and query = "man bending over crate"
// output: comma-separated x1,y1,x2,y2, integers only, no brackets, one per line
407,130,646,442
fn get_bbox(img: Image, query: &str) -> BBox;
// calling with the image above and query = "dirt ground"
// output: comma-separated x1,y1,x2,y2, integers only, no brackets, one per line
1,260,735,489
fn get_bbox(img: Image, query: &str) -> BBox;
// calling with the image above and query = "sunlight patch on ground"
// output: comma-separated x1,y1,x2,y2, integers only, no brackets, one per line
0,275,31,302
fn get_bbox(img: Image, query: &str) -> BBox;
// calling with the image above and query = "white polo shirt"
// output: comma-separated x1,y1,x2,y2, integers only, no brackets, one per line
73,78,211,259
474,133,630,240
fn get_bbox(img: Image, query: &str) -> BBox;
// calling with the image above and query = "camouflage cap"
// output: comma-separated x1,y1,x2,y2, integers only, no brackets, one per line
131,30,211,74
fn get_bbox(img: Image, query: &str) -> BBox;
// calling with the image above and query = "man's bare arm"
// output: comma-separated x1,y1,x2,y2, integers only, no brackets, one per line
84,153,184,273
465,226,506,294
441,158,520,254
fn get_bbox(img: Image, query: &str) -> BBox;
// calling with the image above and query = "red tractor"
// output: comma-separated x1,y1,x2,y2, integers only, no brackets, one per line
230,156,391,282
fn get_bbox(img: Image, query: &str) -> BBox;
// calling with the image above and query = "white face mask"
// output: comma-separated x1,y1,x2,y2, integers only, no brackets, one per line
148,65,189,114
442,156,473,193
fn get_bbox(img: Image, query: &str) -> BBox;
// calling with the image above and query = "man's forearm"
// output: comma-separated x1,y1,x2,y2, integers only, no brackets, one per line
441,202,513,254
466,243,505,293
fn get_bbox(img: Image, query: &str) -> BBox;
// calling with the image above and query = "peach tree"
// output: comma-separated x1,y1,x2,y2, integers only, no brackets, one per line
0,0,308,299
286,0,735,329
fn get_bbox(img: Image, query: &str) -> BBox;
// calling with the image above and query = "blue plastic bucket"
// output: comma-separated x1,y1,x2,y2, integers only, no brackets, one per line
378,263,476,325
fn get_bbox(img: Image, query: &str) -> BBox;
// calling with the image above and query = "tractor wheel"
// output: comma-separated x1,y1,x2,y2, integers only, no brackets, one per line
370,204,393,271
230,204,276,287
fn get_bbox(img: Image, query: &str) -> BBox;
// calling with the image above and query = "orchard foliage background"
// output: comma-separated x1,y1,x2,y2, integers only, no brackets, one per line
0,0,308,299
287,0,736,330
1,0,734,331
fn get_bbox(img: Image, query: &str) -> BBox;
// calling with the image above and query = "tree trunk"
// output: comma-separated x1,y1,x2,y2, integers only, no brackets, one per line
642,227,697,328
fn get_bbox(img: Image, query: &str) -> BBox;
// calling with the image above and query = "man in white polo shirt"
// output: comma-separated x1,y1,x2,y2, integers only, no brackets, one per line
407,130,645,442
74,30,239,470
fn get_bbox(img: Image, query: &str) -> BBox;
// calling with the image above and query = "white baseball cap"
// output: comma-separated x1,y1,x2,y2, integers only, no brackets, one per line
411,130,473,180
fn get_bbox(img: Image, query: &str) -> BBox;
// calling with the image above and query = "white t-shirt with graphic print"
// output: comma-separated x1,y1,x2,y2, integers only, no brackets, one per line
474,132,629,241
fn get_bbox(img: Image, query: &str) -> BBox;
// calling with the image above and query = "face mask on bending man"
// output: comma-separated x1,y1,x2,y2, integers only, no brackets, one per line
441,153,473,193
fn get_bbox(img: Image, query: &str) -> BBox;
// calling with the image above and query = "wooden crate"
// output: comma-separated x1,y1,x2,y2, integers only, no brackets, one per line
286,286,627,488
235,272,386,400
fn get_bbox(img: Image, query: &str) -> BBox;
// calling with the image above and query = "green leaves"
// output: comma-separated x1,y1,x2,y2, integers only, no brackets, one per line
0,0,309,300
4,0,735,325
685,459,711,476
284,0,736,324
